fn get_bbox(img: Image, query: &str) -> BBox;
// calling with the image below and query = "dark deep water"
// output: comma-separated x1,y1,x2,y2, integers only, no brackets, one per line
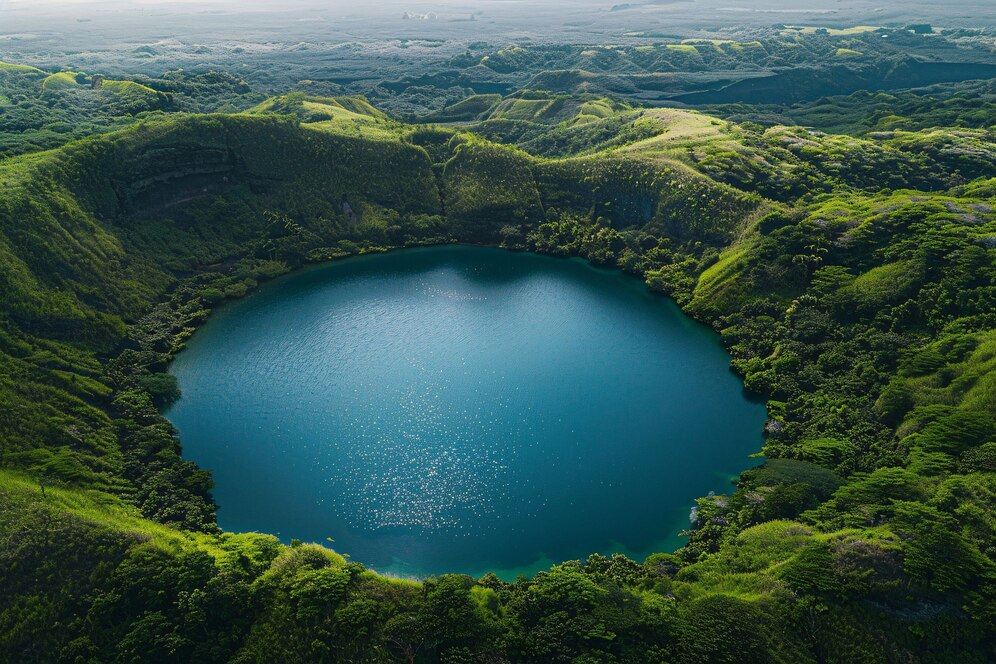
166,245,765,579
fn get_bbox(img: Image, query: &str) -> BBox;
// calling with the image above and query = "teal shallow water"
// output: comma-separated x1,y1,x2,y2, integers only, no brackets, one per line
166,245,765,579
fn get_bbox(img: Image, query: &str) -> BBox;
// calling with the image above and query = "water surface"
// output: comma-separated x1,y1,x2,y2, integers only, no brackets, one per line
167,245,765,578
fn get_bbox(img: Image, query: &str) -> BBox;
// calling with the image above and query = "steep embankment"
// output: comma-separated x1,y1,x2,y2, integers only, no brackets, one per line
0,115,442,346
0,111,756,499
0,114,445,510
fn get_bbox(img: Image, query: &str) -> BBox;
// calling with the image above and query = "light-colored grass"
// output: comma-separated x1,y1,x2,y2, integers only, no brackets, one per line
673,520,899,601
41,72,80,92
905,331,996,414
250,94,386,121
249,94,401,141
617,109,738,155
577,99,617,119
834,48,864,59
491,97,555,121
665,44,699,54
303,114,402,142
1,469,205,554
0,61,47,74
102,79,159,95
690,239,759,314
0,468,352,569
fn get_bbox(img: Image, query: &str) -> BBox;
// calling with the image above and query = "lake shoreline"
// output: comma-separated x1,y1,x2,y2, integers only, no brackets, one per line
166,244,766,577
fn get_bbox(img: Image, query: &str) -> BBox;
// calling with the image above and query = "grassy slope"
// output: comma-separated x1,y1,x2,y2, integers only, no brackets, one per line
0,113,440,321
0,109,756,487
422,94,502,122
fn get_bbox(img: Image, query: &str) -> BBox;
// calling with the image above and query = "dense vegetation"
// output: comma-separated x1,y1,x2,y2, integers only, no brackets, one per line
0,62,261,157
0,48,994,662
381,26,996,116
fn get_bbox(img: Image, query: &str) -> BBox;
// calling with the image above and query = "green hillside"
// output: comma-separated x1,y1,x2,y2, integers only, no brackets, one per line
0,81,993,662
422,94,502,122
0,63,260,158
249,93,387,122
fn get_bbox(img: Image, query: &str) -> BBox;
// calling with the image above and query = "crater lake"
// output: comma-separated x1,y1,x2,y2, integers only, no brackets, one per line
166,245,766,578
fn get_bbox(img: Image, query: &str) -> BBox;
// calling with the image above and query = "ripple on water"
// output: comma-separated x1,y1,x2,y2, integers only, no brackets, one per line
166,246,766,577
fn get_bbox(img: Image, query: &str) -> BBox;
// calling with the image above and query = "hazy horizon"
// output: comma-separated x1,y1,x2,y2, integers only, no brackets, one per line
3,0,993,34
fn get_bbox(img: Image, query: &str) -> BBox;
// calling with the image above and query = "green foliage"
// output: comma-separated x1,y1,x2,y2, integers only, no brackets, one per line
0,62,993,661
442,140,543,240
677,594,772,663
0,64,267,158
423,94,502,122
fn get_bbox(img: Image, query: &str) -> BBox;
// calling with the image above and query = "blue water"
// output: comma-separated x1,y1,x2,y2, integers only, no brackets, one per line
166,245,765,579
